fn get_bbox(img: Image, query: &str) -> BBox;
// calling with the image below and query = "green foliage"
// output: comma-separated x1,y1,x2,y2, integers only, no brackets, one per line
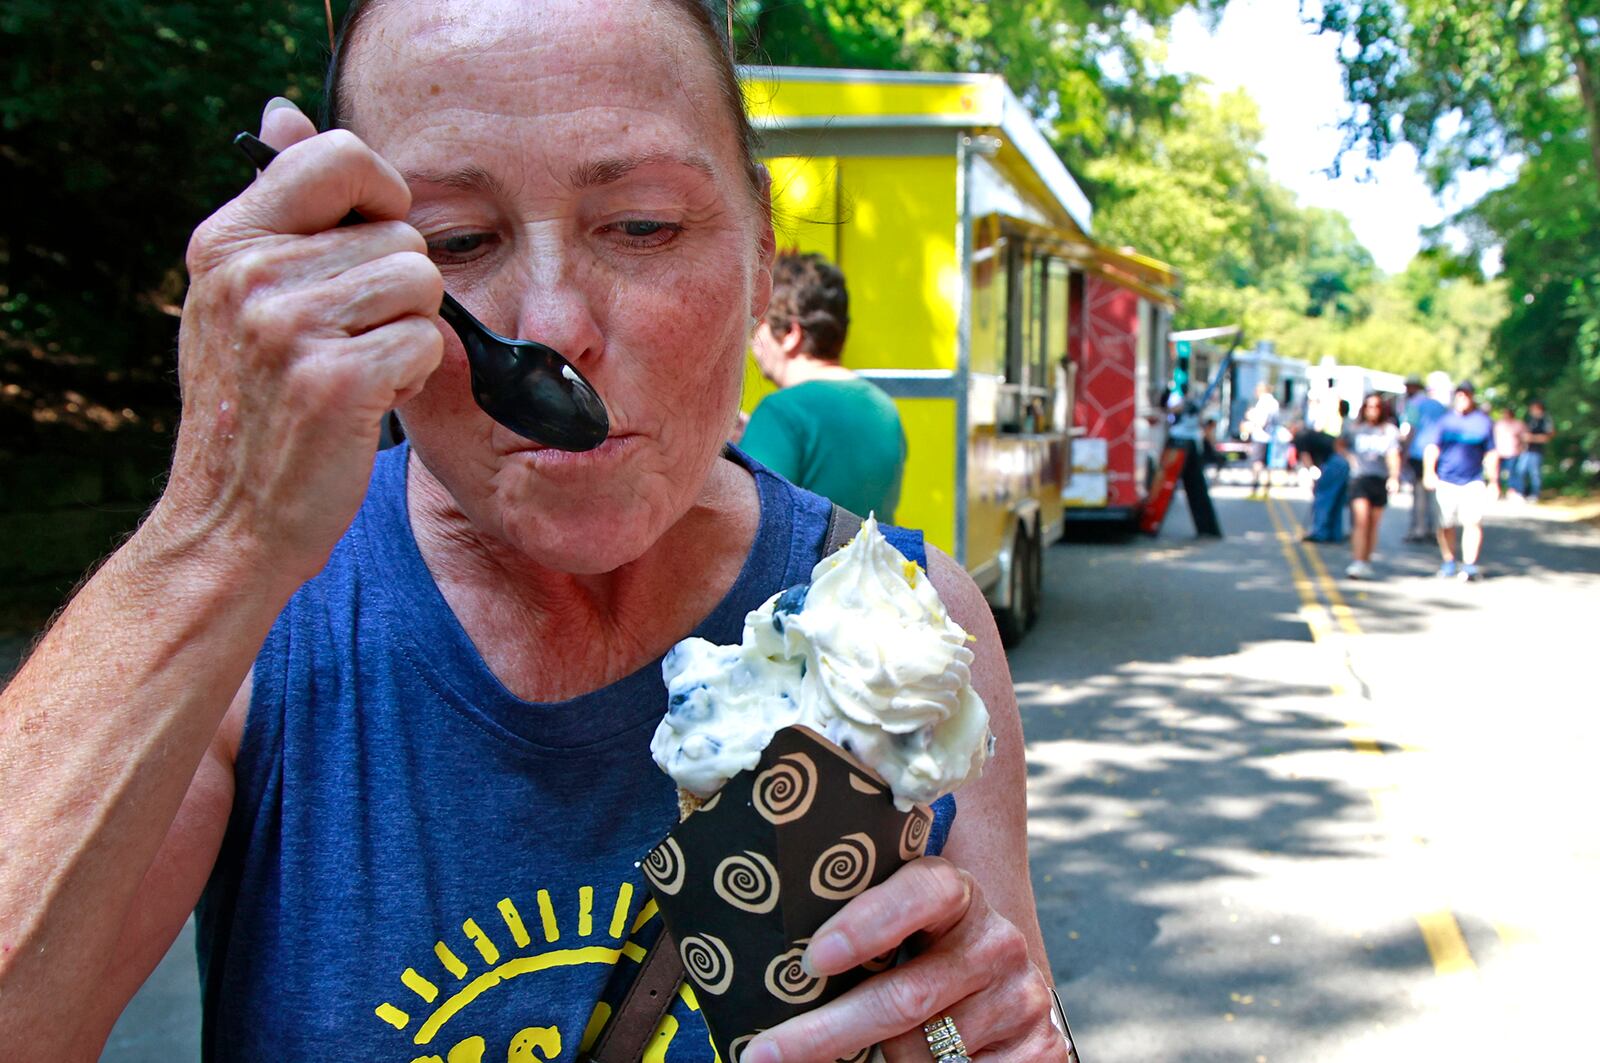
1087,83,1501,385
1084,86,1283,328
1,0,332,446
1317,0,1600,486
1300,206,1376,321
1313,0,1600,187
737,0,1221,155
1469,113,1600,478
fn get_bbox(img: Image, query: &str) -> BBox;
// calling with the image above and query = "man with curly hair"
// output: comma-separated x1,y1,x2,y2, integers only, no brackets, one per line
742,252,907,521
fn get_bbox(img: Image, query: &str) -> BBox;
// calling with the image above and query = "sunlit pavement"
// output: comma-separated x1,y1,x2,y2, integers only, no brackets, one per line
72,479,1600,1060
1017,478,1599,1062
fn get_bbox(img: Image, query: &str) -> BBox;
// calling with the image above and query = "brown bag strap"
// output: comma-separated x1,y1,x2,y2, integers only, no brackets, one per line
823,503,864,555
582,929,685,1063
584,503,865,1061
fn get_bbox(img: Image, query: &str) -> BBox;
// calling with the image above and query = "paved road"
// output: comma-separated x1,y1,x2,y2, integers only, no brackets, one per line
7,480,1585,1061
1018,481,1600,1062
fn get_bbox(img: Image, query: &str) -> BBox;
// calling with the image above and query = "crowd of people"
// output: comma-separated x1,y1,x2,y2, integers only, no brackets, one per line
1269,372,1553,582
1493,398,1554,502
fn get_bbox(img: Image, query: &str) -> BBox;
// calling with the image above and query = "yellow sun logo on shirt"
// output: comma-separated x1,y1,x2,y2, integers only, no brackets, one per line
371,881,715,1062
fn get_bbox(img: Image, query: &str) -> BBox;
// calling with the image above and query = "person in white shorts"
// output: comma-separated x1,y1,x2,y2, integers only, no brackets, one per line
1422,382,1498,581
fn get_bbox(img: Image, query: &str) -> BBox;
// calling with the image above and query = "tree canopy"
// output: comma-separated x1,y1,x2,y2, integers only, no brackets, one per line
1,0,328,448
1086,82,1502,383
1318,0,1600,481
737,0,1221,153
1314,0,1600,189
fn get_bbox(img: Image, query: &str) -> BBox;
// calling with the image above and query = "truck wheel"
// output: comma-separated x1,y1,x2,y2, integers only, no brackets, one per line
1023,525,1043,630
995,526,1029,648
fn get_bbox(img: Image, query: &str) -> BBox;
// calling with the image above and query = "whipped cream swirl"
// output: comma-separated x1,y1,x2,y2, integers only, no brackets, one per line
651,516,993,809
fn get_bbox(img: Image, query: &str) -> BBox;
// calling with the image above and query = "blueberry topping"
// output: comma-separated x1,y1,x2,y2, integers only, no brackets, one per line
668,688,713,722
771,583,810,631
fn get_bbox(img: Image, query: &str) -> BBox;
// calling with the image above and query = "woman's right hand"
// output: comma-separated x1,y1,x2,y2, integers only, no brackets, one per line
151,99,444,588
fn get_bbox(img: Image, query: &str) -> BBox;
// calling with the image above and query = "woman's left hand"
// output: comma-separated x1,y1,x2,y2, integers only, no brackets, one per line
741,857,1070,1063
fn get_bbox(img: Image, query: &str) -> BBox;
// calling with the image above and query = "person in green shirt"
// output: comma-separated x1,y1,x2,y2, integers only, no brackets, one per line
741,252,907,521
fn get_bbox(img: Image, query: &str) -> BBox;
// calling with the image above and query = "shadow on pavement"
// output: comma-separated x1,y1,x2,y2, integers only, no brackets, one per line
1016,492,1446,1057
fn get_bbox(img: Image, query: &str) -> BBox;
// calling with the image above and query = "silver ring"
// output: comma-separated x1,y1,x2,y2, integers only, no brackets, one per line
922,1015,970,1062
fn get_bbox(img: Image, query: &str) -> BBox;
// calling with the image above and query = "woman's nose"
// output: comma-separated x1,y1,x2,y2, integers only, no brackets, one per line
510,251,605,367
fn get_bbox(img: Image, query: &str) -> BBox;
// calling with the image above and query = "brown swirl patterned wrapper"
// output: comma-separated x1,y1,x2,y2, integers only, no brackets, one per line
642,725,933,1063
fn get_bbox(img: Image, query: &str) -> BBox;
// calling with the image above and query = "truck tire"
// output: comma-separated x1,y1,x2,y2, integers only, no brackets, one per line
1023,524,1043,630
995,525,1030,648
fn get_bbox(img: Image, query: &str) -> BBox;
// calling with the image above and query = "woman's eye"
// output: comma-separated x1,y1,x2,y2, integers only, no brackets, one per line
426,233,496,262
608,219,682,247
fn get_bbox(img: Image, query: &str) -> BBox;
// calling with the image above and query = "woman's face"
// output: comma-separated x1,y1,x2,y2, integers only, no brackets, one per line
342,0,773,572
1362,399,1383,423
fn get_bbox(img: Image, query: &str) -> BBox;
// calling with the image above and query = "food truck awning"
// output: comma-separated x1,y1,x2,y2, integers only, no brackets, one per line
739,66,1180,308
740,66,1094,237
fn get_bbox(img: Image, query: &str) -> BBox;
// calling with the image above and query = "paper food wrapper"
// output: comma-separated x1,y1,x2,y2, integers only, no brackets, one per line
642,725,935,1063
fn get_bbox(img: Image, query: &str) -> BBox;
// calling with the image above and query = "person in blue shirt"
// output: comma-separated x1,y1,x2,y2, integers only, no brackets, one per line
1422,381,1499,581
1400,373,1450,542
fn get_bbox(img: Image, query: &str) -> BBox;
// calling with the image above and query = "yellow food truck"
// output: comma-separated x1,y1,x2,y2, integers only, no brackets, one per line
742,66,1179,642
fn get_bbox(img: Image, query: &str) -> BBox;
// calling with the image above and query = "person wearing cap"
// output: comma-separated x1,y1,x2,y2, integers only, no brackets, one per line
1422,381,1499,581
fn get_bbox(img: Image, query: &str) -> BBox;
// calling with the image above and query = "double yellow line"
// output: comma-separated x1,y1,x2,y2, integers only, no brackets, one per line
1260,494,1477,977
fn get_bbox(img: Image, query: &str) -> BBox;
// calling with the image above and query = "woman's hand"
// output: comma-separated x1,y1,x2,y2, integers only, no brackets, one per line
150,98,444,589
742,857,1071,1063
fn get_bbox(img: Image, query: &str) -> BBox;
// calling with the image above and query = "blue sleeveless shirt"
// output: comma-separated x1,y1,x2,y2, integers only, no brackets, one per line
196,445,954,1062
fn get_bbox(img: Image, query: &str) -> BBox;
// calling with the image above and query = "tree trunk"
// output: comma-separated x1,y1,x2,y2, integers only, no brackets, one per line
1560,0,1600,186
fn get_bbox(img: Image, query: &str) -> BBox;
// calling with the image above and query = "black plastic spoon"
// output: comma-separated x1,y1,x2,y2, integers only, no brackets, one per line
233,132,609,451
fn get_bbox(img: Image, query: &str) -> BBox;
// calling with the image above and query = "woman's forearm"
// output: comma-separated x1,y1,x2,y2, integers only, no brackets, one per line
0,511,291,1026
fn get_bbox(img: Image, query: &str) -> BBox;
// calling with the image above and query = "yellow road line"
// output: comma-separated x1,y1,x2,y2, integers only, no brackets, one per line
1273,498,1363,636
1259,495,1478,978
1416,910,1477,975
1262,494,1332,642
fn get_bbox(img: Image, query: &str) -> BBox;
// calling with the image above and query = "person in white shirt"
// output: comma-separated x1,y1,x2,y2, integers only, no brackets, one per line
1242,383,1282,496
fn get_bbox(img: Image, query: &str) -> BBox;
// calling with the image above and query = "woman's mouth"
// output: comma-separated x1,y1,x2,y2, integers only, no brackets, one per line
511,432,635,466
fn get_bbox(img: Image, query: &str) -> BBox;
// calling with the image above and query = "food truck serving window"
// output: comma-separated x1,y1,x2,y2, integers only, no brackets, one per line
996,241,1059,434
1046,257,1071,433
971,218,1072,435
